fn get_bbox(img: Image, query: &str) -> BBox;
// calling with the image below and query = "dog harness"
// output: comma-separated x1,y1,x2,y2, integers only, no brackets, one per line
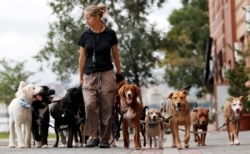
20,99,30,108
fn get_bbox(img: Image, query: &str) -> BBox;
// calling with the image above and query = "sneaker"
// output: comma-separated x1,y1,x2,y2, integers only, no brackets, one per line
99,140,110,148
85,138,100,147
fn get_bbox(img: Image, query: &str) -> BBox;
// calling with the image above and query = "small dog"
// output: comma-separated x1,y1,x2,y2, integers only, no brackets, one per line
223,96,244,145
8,81,43,148
31,86,55,148
167,90,190,150
145,109,165,149
118,84,142,150
50,86,85,148
191,107,209,146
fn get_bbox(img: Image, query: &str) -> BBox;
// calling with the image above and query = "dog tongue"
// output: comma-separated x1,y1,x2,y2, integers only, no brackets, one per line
126,98,133,105
36,95,42,101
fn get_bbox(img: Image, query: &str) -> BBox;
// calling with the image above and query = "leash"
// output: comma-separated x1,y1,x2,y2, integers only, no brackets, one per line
32,110,54,128
109,108,123,144
178,117,234,134
140,115,173,125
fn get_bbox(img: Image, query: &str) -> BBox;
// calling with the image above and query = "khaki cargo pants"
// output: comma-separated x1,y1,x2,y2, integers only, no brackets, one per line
82,69,116,141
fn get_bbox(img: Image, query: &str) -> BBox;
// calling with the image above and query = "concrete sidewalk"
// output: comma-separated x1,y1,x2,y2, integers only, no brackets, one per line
1,125,250,154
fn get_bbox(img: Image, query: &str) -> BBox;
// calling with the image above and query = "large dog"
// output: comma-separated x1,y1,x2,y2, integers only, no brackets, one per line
167,90,190,150
8,81,43,148
145,108,165,149
118,84,142,150
31,86,55,148
50,86,85,148
191,107,209,146
223,96,244,145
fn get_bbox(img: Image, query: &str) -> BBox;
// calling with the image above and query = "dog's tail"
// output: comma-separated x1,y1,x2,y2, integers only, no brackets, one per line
143,106,149,113
180,85,192,91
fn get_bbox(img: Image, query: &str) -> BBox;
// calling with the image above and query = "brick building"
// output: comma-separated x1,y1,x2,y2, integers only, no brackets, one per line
207,0,250,128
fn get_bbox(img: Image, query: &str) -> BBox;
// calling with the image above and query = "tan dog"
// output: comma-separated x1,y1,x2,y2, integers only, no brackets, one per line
223,96,244,145
145,109,165,149
167,90,190,150
191,108,209,146
118,84,142,150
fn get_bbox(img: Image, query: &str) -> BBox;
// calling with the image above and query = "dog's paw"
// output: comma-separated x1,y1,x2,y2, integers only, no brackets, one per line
177,146,182,150
74,142,80,147
234,140,240,145
8,144,15,148
35,141,42,148
171,145,176,148
184,144,189,148
134,147,141,150
42,144,48,148
229,141,234,145
25,144,31,148
18,145,25,148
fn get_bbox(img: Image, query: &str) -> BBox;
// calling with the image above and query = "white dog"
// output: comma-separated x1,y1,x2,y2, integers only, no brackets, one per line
8,81,42,148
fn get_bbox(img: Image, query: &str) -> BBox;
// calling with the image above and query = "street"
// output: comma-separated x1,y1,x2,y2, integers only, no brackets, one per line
1,128,250,154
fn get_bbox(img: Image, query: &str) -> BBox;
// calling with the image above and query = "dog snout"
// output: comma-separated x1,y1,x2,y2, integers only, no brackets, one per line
200,120,207,125
128,93,132,98
177,102,182,107
236,108,241,113
49,89,56,95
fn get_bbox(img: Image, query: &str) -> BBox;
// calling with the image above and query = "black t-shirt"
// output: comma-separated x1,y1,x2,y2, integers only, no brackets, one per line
78,27,118,75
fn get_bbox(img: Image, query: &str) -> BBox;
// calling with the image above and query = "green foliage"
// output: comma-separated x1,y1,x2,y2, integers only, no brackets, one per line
0,59,33,105
160,0,212,96
34,0,167,87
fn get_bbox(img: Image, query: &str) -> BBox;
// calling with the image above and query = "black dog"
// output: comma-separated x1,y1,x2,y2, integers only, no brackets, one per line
32,86,55,148
140,105,149,147
50,86,85,148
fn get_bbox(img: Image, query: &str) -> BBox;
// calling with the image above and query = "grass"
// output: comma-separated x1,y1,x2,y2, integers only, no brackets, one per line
0,132,56,139
0,132,9,139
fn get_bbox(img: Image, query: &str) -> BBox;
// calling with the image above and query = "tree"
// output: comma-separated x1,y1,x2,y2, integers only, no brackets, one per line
160,0,211,96
225,46,250,113
34,0,167,87
0,59,34,105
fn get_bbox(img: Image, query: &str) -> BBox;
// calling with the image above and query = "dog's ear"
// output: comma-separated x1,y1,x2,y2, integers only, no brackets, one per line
157,110,163,118
167,93,173,99
192,108,198,112
181,90,189,96
145,110,150,122
205,108,209,114
17,81,27,91
239,96,244,102
227,96,234,102
134,85,141,97
118,85,126,98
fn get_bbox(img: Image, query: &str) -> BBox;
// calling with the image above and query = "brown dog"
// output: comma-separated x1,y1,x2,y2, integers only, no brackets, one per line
145,109,165,149
167,90,190,150
118,84,142,150
223,96,244,145
191,108,209,146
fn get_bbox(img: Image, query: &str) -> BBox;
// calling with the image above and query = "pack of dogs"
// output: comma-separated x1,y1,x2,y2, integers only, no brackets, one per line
7,81,246,150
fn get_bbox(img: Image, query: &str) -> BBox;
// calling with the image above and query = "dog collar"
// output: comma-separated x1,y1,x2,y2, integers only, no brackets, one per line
20,99,31,108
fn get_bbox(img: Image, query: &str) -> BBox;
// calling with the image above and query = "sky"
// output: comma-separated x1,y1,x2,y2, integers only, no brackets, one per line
0,0,182,86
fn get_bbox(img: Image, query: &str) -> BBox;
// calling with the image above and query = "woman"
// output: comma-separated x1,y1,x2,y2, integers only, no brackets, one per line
78,3,122,148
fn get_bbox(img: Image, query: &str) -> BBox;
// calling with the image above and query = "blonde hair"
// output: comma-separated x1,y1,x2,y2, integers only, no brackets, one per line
84,3,108,22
